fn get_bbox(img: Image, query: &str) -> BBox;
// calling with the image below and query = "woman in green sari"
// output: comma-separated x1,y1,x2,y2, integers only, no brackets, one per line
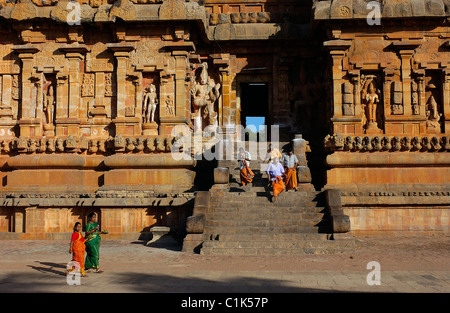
85,212,104,273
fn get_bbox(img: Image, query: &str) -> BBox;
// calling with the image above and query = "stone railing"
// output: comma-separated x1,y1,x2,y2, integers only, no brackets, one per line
314,0,450,20
208,11,271,25
0,134,180,155
325,133,450,153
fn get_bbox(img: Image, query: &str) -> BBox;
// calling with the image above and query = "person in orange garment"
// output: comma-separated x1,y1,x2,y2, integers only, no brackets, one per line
265,157,285,202
281,148,299,191
238,147,254,187
68,222,88,277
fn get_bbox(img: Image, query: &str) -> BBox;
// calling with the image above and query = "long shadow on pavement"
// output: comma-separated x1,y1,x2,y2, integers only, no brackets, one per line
0,270,353,293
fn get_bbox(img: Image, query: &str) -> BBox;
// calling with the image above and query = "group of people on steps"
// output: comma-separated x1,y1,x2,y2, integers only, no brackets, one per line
238,144,299,202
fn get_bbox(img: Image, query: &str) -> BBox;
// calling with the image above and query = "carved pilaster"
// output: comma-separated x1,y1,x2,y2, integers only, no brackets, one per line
12,45,40,137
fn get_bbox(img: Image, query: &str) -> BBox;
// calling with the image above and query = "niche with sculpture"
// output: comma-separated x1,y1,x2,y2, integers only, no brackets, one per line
42,74,56,136
424,71,443,134
190,62,221,132
361,74,383,134
142,73,160,135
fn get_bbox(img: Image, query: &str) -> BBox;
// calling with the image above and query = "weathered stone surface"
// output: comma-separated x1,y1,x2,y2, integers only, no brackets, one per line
158,0,185,20
330,0,353,19
10,0,37,20
109,0,136,21
297,166,312,184
0,6,13,19
213,23,236,41
426,0,445,15
214,167,229,185
314,0,450,19
94,3,111,21
49,0,70,23
186,214,205,234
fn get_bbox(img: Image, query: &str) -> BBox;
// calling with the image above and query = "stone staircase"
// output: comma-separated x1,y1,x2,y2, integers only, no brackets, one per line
198,153,355,255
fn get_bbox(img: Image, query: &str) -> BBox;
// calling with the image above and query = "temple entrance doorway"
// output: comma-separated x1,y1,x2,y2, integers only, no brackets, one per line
239,82,270,142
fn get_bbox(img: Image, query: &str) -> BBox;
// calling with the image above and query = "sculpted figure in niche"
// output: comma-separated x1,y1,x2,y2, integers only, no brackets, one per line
426,94,442,131
143,83,158,124
190,62,221,132
364,82,379,126
43,85,55,125
165,95,174,116
361,76,383,133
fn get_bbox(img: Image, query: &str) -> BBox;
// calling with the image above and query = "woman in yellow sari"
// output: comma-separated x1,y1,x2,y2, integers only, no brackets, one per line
68,222,87,277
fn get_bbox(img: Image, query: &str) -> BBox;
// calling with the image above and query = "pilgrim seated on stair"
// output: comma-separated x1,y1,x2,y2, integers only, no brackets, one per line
238,148,254,187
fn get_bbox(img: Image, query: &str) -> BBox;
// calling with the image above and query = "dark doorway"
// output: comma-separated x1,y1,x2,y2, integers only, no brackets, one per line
240,83,269,141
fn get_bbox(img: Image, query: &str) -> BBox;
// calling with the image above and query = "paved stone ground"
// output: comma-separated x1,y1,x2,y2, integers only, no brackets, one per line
0,235,449,293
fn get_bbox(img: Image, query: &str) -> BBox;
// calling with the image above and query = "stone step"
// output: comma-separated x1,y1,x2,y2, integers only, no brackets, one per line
203,225,330,234
227,186,269,193
204,233,330,241
200,247,354,255
207,212,326,221
201,239,355,250
213,190,318,197
208,206,326,214
212,200,320,208
205,219,327,227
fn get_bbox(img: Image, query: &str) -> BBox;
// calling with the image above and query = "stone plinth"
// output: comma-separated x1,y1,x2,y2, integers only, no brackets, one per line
142,122,158,136
43,124,55,137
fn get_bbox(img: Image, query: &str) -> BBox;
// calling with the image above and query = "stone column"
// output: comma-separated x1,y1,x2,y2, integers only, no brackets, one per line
416,72,426,117
383,69,395,117
107,43,139,136
58,45,89,136
173,51,189,120
0,74,16,138
324,40,352,117
132,75,141,121
14,209,24,233
323,40,352,134
159,42,195,136
392,41,421,117
12,45,40,137
0,74,14,121
442,69,450,133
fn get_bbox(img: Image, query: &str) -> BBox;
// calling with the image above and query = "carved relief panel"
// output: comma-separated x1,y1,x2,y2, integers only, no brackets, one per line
361,73,383,134
190,62,221,132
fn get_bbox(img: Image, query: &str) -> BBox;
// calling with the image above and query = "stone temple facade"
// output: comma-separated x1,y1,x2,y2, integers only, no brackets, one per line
0,0,448,243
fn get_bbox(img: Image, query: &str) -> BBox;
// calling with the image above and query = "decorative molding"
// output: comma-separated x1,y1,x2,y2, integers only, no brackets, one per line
325,133,450,153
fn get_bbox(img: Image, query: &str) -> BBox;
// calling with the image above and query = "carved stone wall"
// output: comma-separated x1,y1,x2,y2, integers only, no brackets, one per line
317,3,450,235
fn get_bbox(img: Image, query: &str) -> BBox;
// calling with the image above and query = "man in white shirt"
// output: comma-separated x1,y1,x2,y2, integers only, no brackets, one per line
281,149,299,191
265,157,285,202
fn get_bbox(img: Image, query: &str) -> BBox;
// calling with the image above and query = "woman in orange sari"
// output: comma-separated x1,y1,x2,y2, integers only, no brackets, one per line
68,222,87,277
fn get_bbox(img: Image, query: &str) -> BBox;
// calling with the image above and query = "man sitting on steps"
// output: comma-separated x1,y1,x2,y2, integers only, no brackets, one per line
238,147,254,187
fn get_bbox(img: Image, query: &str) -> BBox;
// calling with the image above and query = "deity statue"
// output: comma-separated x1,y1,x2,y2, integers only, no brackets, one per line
426,94,442,131
361,77,382,134
143,83,158,124
43,85,55,126
165,95,174,116
364,82,379,125
190,62,221,132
